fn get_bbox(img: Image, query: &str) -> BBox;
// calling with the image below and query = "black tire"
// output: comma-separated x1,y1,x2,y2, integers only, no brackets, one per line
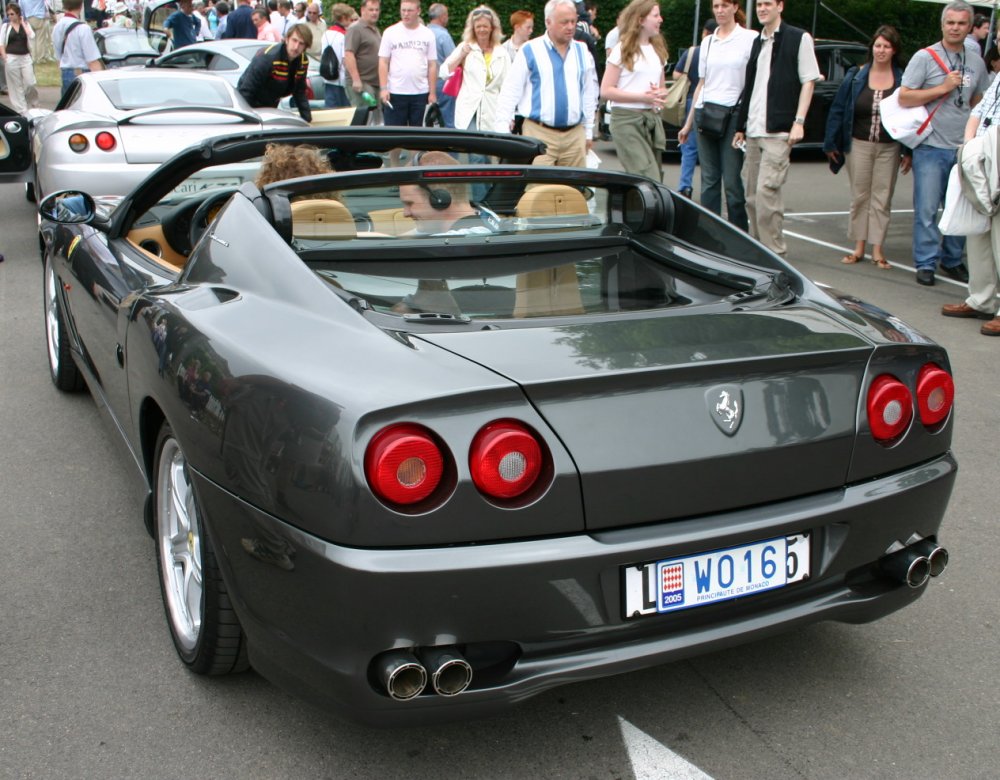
43,256,84,392
153,423,249,675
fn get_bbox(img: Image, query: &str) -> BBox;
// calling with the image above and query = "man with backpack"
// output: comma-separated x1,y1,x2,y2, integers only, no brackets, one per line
321,3,353,107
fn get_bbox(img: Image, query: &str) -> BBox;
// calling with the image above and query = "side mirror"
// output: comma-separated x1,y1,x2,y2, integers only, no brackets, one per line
39,190,97,224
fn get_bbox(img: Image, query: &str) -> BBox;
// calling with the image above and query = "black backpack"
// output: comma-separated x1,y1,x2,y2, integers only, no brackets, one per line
320,43,339,81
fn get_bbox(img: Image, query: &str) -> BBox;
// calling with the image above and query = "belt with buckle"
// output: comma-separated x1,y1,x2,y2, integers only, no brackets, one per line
529,119,579,132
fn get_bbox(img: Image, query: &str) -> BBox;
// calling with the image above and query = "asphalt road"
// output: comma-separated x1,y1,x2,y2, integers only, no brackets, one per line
2,143,999,780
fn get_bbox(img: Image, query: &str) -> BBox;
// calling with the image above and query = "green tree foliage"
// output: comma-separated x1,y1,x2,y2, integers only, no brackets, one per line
423,0,944,64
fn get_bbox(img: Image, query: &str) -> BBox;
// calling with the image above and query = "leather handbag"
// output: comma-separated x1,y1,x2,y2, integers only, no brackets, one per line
662,49,693,126
698,102,731,139
443,65,463,98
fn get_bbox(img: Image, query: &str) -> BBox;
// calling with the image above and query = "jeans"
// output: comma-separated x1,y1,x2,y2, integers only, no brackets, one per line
435,77,455,127
383,92,428,126
324,83,349,108
695,107,748,231
61,67,77,96
912,144,965,271
678,97,698,192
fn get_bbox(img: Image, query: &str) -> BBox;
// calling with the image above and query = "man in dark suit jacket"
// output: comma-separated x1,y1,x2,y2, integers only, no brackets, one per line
221,0,256,38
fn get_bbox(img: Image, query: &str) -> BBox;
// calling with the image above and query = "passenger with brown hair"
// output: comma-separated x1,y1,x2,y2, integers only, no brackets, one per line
254,143,333,191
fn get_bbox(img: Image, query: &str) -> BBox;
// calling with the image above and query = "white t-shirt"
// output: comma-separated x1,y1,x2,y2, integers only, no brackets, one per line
607,43,664,110
695,25,757,108
378,22,437,94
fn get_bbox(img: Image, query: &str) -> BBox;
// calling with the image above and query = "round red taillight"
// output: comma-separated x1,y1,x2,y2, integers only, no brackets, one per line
470,420,544,499
95,131,117,151
866,374,913,443
68,133,88,153
364,423,445,506
916,363,954,426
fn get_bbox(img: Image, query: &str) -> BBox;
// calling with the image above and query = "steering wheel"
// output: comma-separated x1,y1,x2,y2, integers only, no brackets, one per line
189,187,240,249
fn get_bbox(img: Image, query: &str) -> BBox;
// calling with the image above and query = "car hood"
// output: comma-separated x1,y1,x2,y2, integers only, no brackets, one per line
417,308,874,530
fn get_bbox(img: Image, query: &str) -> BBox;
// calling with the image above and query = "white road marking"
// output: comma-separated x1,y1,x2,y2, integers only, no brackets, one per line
786,209,914,217
782,230,965,288
618,716,714,780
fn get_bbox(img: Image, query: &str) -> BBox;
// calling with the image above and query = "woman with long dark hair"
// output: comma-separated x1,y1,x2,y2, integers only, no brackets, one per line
823,25,910,269
677,0,755,229
599,0,668,181
0,3,38,114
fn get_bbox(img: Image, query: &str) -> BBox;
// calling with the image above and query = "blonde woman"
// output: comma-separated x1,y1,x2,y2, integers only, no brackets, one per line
440,5,510,132
599,0,668,181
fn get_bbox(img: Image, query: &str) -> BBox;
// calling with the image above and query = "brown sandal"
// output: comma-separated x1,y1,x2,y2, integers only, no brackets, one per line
873,258,892,270
841,253,863,264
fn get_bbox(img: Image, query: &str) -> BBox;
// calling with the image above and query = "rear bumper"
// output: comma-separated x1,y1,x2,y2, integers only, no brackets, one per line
193,453,956,724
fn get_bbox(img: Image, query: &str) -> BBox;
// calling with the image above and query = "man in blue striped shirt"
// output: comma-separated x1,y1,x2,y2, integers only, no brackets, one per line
494,0,599,167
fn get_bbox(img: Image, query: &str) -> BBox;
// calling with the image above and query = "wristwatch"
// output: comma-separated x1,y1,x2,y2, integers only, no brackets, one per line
793,116,806,125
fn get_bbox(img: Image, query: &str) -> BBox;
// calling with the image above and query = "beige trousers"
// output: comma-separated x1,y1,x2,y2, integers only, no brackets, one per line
963,224,1000,315
846,138,901,245
27,16,53,64
523,119,587,167
743,136,792,255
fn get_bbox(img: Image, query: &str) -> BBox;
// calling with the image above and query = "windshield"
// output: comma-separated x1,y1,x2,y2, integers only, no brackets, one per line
103,33,158,55
100,77,234,110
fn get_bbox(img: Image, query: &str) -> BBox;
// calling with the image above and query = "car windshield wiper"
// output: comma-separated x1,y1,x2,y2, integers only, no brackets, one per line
402,312,472,324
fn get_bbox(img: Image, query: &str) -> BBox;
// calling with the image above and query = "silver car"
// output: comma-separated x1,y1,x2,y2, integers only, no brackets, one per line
29,69,308,200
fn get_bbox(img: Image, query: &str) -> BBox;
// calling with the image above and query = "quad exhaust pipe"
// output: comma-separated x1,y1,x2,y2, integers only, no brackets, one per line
879,538,949,588
375,646,473,700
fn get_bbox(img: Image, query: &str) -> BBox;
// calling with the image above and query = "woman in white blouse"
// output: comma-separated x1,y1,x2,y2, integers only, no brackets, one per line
440,5,510,132
677,0,756,229
599,0,668,181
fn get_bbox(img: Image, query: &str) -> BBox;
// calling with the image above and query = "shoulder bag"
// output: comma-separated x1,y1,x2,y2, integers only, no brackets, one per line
443,65,463,98
696,37,733,139
881,47,951,148
662,47,693,126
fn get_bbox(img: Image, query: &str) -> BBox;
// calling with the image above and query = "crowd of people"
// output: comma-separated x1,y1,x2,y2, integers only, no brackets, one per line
3,0,999,334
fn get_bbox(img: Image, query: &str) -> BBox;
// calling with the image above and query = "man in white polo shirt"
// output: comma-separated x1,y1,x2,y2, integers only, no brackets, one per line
494,0,599,167
378,0,437,126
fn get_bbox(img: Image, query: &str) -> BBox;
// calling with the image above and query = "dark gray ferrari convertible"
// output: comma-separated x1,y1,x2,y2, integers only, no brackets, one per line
38,128,956,724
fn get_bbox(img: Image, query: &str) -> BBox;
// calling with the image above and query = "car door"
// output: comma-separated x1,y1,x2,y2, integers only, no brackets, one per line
0,103,32,183
56,227,143,432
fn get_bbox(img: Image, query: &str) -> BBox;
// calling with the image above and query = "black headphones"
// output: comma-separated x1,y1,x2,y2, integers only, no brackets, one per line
421,185,452,210
411,150,453,210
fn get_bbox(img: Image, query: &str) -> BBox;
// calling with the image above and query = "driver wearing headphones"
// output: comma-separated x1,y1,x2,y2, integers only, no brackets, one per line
398,150,494,236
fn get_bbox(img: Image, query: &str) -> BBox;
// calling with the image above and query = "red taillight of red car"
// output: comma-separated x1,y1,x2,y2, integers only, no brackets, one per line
866,374,913,443
68,133,89,153
470,420,545,500
916,363,954,426
364,423,445,506
94,131,117,152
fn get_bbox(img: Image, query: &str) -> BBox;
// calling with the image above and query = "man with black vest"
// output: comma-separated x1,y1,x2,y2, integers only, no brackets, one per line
734,0,819,256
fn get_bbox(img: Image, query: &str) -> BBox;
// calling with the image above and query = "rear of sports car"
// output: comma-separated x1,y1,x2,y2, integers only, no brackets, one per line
174,186,955,724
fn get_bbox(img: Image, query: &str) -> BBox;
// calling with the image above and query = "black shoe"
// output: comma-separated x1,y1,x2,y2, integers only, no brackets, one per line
940,263,969,283
916,269,935,286
679,188,693,199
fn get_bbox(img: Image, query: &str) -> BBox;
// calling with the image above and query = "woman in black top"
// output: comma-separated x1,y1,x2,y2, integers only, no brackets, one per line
0,3,38,114
823,26,910,269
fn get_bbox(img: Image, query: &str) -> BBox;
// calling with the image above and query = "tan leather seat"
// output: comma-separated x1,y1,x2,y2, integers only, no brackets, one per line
513,185,587,317
309,107,361,127
514,184,589,218
367,207,416,236
291,198,356,239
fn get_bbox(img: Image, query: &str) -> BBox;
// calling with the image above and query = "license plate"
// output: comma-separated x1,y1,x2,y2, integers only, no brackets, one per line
622,534,810,619
171,177,243,196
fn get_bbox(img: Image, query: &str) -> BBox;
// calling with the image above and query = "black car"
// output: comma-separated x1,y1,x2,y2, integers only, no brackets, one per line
37,127,955,724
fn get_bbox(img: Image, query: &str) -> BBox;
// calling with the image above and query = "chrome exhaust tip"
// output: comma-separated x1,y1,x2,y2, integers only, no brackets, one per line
376,650,428,701
880,549,931,589
419,646,473,696
912,539,949,577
